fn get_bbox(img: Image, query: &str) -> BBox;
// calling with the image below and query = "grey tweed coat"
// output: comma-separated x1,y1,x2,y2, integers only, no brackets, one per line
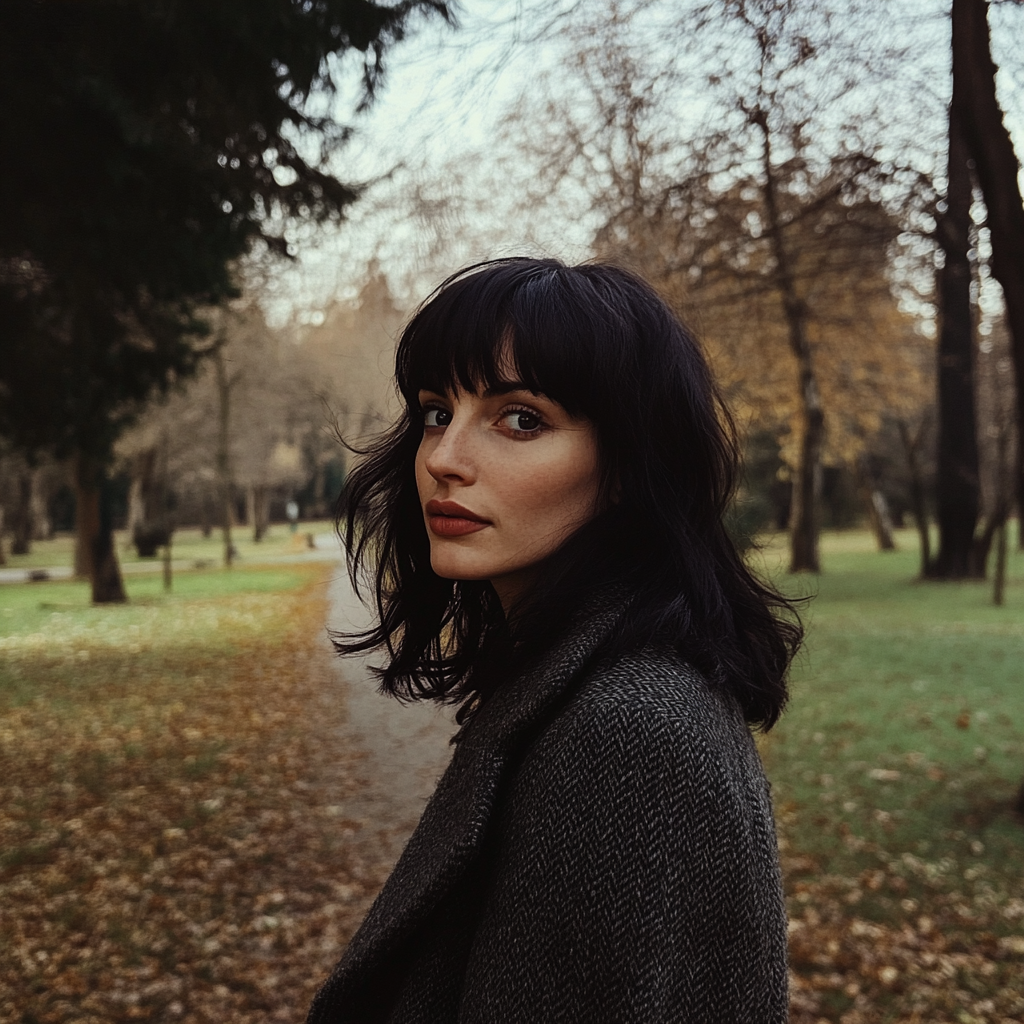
307,597,788,1023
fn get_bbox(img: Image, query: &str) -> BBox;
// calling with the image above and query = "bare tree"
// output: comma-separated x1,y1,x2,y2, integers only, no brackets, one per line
116,265,404,552
929,101,980,578
493,0,934,570
898,416,934,575
951,0,1024,548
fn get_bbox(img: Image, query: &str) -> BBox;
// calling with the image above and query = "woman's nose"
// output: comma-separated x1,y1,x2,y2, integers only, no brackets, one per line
423,418,476,482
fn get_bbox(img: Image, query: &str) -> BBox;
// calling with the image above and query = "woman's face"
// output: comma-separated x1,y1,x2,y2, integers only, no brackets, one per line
414,384,602,610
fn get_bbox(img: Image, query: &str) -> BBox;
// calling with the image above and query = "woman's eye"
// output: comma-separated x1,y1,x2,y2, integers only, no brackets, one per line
423,407,452,428
502,409,542,434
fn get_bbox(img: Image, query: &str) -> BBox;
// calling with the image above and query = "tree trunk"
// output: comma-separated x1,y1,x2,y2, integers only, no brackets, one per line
255,486,269,541
312,462,326,519
163,533,173,593
1016,426,1024,552
29,466,52,540
975,411,1016,582
201,487,214,538
898,418,931,576
970,514,1000,579
246,484,270,542
929,102,980,579
128,447,171,557
73,451,127,604
752,108,824,572
126,477,144,540
993,519,1007,606
853,457,896,551
214,350,236,568
126,448,158,540
952,0,1024,551
10,470,32,555
0,508,6,565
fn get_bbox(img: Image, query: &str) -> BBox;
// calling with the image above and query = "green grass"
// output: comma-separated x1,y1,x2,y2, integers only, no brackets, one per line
1,519,337,571
758,527,1024,928
1,565,322,642
3,523,1022,1019
0,564,327,709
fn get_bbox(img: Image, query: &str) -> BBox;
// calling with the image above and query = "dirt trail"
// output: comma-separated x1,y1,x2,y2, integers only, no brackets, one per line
322,564,456,872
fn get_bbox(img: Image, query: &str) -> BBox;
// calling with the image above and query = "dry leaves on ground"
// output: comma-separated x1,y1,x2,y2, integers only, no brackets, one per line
0,569,392,1024
4,566,1023,1023
783,851,1024,1024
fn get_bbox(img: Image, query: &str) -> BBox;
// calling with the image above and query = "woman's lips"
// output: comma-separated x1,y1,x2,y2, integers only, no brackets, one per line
425,499,490,537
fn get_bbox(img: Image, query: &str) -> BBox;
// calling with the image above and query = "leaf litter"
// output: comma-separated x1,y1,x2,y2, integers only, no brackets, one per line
2,566,1022,1023
0,568,390,1024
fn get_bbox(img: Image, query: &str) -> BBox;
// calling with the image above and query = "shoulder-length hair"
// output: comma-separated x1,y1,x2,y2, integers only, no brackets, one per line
335,257,802,730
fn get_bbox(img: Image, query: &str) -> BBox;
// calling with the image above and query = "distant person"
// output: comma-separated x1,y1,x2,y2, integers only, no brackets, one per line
308,258,803,1023
286,499,299,534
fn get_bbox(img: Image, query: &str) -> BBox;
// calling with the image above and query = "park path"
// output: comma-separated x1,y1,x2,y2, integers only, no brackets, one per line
321,560,456,873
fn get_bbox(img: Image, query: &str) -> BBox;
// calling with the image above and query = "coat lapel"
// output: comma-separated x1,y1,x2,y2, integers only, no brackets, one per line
308,595,627,1018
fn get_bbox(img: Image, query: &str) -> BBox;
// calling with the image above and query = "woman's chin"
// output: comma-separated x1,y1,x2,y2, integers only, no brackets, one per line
429,557,493,582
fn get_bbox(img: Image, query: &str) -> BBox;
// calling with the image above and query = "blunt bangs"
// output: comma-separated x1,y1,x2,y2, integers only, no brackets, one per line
395,259,635,425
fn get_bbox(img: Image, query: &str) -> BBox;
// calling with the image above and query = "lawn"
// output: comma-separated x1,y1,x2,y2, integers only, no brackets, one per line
1,528,1022,1023
1,520,339,573
759,528,1024,1024
0,563,381,1024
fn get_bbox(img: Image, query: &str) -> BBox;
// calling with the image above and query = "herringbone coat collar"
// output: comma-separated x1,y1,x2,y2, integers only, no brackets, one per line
307,594,628,1019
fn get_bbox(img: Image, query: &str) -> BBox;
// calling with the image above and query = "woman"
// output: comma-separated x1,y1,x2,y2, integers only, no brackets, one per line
308,257,801,1023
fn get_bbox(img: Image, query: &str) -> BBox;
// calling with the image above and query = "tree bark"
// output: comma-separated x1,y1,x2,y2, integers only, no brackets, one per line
898,418,931,576
128,447,171,557
10,469,32,555
163,533,173,593
247,484,269,542
752,109,824,572
993,519,1007,605
854,460,897,552
201,487,214,538
974,410,1015,581
126,448,158,540
929,102,980,579
73,451,127,604
970,513,1000,578
214,349,236,568
29,466,52,540
952,0,1024,550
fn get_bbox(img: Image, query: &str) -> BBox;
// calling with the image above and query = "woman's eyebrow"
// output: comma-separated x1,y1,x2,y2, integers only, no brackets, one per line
482,382,543,398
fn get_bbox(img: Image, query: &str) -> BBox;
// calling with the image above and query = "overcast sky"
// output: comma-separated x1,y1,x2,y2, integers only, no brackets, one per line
262,0,1024,326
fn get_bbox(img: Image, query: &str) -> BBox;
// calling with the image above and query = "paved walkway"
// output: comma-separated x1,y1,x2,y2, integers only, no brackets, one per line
322,563,456,870
2,536,454,868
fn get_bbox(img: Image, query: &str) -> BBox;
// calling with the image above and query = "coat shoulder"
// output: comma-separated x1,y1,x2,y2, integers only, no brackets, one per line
461,644,789,1023
557,644,755,763
510,642,776,840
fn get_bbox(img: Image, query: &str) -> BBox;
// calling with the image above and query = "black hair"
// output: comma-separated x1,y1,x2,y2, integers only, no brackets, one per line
334,257,802,730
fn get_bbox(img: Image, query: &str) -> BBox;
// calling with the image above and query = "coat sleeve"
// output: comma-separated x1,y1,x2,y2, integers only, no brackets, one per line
456,682,789,1024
